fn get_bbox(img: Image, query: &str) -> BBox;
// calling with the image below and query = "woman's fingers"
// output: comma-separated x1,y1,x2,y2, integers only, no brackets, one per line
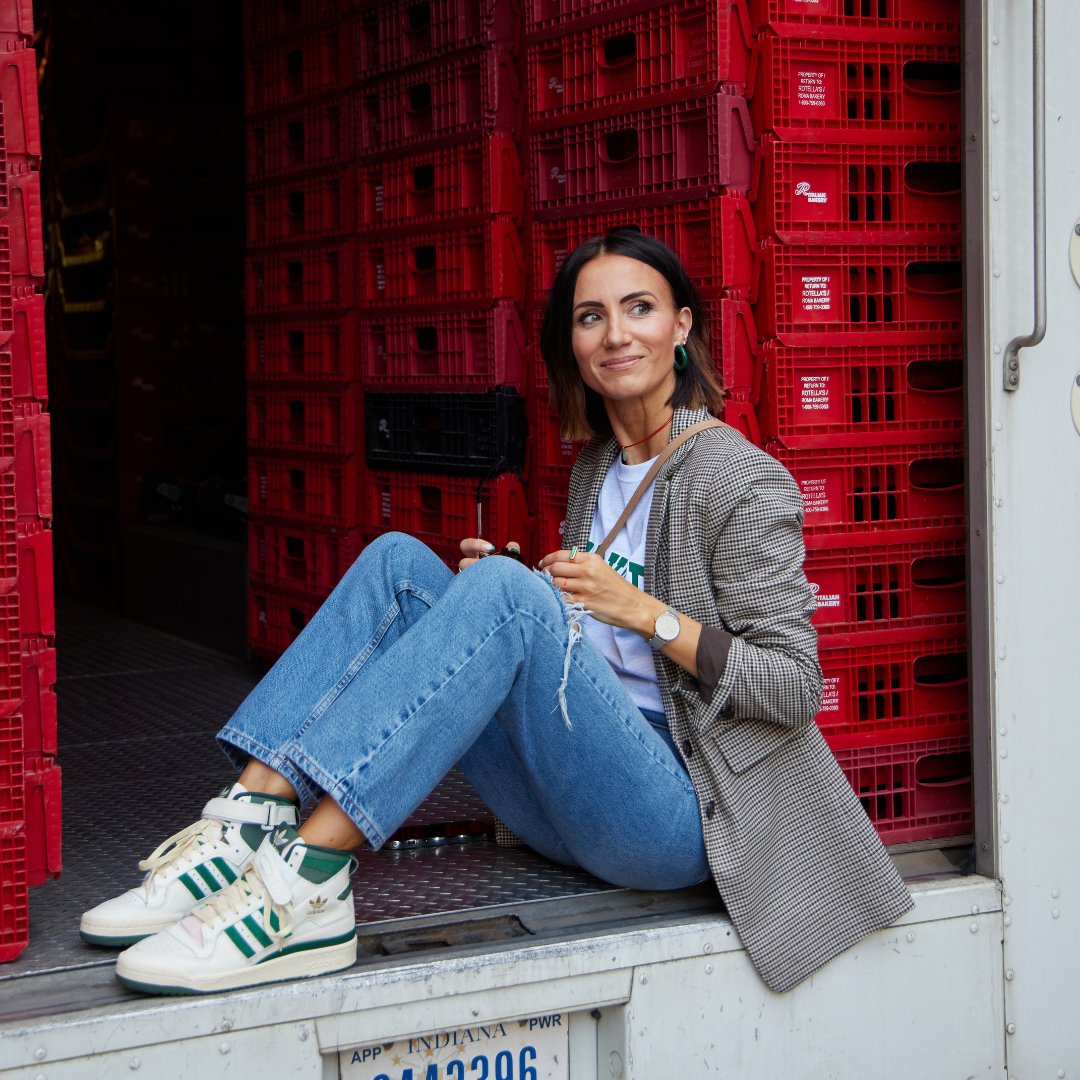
458,537,496,572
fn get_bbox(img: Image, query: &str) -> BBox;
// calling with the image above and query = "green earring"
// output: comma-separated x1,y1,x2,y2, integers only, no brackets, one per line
673,343,689,371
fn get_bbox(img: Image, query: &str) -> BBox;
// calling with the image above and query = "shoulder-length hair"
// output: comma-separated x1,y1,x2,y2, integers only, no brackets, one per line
539,228,724,442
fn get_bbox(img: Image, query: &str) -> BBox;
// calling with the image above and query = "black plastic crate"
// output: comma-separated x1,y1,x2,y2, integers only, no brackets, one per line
365,387,528,475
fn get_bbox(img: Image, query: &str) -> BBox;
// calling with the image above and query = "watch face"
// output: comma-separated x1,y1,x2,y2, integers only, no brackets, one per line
655,611,680,641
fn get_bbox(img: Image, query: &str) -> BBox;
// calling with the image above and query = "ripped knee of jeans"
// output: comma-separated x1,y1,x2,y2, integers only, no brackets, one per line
537,569,589,729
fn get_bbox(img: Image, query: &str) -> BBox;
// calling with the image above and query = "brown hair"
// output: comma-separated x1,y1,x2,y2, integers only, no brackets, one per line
539,228,724,442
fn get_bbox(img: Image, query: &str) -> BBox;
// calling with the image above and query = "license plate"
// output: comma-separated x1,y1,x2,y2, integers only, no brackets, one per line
341,1012,570,1080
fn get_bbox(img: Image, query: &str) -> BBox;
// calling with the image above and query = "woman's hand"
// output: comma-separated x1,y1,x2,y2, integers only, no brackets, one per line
538,547,703,676
537,548,655,633
458,538,522,572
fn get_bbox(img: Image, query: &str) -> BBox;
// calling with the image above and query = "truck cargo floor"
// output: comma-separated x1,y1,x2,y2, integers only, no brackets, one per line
0,597,623,990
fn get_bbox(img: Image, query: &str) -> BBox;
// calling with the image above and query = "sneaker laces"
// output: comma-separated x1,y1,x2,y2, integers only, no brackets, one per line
138,817,227,884
193,861,291,944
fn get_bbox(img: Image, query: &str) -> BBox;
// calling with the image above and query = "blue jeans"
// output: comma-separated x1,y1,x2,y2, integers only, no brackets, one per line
219,532,708,891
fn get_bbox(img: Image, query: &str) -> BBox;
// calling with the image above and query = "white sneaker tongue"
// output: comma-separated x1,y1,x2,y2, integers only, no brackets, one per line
256,839,300,906
177,914,206,946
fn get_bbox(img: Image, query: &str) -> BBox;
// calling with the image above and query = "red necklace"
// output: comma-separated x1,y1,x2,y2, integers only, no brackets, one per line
619,414,673,463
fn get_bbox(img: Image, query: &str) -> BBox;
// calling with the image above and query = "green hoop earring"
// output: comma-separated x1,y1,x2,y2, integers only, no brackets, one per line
673,343,689,371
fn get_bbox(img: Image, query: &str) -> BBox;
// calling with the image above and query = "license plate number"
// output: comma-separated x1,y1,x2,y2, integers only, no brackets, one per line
341,1013,569,1080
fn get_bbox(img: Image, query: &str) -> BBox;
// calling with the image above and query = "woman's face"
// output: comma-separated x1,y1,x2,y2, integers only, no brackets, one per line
570,253,692,413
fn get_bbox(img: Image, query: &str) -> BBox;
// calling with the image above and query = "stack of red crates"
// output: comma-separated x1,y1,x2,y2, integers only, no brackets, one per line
523,0,759,553
744,0,968,844
354,0,531,567
243,1,367,658
0,2,57,963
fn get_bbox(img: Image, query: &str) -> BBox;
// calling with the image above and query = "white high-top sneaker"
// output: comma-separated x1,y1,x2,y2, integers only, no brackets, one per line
114,825,357,995
79,783,299,947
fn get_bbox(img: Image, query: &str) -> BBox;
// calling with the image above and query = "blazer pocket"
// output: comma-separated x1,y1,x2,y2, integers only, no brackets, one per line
711,719,801,775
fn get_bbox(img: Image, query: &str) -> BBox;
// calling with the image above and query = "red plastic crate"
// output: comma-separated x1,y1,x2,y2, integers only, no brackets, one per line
805,538,965,646
248,582,326,661
527,1,754,125
242,0,341,47
529,397,580,485
0,824,27,962
834,736,972,845
0,475,13,592
534,482,568,558
248,452,365,529
356,46,522,158
246,312,362,384
376,0,522,68
247,384,363,456
17,525,54,639
526,0,675,36
360,136,526,232
245,240,359,316
20,638,55,758
721,396,763,447
0,228,12,342
769,439,966,548
245,96,354,183
752,137,961,244
748,0,960,40
4,163,43,282
751,242,962,342
359,304,526,392
530,93,755,217
361,218,525,309
531,195,759,303
713,297,761,398
365,471,532,563
0,353,11,466
247,169,358,248
0,711,21,827
249,518,364,593
10,289,45,403
0,0,33,39
0,592,20,713
349,5,383,82
748,35,961,142
24,757,61,885
13,404,50,526
817,632,968,749
244,21,354,114
758,339,964,449
0,46,40,160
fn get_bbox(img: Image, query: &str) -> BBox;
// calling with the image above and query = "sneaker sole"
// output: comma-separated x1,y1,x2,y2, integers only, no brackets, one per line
115,932,358,995
80,915,185,949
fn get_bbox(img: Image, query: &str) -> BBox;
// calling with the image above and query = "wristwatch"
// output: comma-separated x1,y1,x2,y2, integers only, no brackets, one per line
649,607,681,650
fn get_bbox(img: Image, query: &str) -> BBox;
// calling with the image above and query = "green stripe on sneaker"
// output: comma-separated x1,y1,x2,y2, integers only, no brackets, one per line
212,858,238,885
274,929,357,959
269,909,280,933
243,915,274,949
194,864,223,892
225,925,256,959
179,873,205,901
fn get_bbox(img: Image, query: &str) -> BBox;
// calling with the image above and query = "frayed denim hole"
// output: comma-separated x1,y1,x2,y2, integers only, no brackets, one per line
536,569,590,729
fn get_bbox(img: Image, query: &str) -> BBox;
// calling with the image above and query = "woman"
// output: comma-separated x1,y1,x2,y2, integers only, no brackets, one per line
82,230,912,996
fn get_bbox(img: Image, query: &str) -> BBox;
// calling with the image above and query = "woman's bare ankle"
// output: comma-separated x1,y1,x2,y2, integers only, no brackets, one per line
237,760,298,802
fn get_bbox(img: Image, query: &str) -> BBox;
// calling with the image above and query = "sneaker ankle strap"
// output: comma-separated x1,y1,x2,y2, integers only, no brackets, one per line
201,796,299,828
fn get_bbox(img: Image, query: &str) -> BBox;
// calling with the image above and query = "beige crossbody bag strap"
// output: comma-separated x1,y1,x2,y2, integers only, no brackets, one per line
595,419,728,558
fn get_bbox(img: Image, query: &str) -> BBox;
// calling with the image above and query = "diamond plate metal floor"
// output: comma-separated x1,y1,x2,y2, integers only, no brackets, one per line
1,597,617,982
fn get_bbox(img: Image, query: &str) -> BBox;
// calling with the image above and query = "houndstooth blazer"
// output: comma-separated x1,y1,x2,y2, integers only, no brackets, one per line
563,405,914,993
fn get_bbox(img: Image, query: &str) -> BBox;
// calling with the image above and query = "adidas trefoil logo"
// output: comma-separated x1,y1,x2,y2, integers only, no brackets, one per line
308,895,328,916
272,827,291,847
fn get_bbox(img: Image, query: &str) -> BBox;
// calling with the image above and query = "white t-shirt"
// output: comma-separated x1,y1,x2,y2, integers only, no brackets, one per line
581,454,663,714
